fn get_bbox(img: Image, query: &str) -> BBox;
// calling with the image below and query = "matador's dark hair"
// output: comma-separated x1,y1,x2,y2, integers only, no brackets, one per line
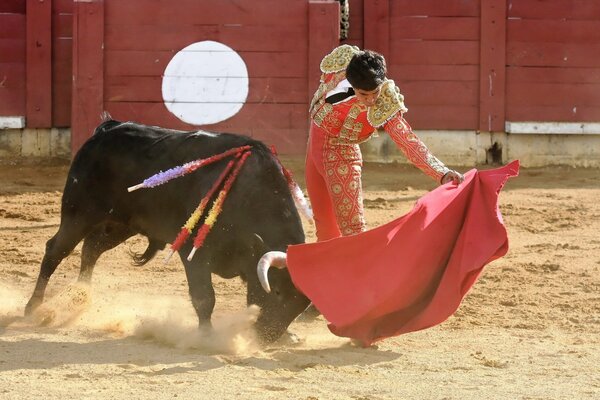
345,50,387,91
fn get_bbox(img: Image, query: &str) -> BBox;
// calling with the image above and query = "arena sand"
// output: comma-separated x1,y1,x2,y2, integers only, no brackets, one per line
0,158,598,399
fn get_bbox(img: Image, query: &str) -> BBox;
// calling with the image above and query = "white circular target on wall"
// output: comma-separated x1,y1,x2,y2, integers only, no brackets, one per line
162,41,249,125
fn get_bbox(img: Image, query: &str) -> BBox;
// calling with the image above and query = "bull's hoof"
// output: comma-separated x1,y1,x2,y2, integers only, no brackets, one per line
275,330,303,346
24,297,42,316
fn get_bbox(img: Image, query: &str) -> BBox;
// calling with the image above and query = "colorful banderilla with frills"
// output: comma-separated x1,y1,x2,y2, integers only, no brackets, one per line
163,158,237,264
127,145,252,192
186,150,251,261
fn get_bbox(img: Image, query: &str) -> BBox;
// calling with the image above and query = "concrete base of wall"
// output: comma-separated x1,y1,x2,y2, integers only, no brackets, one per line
361,130,600,168
0,128,71,158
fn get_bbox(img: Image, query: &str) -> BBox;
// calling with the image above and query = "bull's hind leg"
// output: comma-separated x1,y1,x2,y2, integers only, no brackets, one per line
25,223,90,315
179,250,215,332
78,223,134,283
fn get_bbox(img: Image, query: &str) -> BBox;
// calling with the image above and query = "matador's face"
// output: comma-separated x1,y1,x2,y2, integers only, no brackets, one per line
353,85,382,107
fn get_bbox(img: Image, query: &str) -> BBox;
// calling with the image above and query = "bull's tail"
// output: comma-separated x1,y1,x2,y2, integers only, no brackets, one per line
130,238,166,266
269,146,314,224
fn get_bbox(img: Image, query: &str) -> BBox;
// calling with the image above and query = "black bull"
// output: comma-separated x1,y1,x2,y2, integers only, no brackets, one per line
25,119,310,342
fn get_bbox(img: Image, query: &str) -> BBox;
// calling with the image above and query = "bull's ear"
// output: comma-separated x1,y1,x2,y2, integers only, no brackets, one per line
251,233,268,257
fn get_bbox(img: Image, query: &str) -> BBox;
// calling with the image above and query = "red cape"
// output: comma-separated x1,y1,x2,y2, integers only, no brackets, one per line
287,161,519,346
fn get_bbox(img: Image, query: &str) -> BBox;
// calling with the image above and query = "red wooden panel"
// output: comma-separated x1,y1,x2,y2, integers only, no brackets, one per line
508,19,600,44
405,105,479,130
105,0,308,26
105,24,307,52
507,66,600,84
0,89,25,115
71,0,104,154
0,39,26,62
106,102,309,130
506,105,600,122
248,128,308,155
400,81,479,106
364,0,389,55
479,0,506,132
343,0,364,47
389,16,479,40
52,13,73,38
0,14,25,39
0,63,25,88
0,0,25,13
507,42,600,68
507,0,600,20
52,82,71,127
389,40,480,65
308,1,340,99
53,0,74,13
52,38,72,83
507,82,600,106
390,0,479,17
105,50,307,78
105,76,307,104
389,65,479,82
26,0,52,127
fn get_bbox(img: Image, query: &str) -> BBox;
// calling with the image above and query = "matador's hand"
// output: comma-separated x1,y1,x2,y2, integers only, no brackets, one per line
441,170,464,185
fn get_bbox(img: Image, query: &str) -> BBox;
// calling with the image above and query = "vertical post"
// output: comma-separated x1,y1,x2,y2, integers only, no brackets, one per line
308,0,340,100
363,0,389,55
71,0,104,155
26,0,52,127
479,0,506,132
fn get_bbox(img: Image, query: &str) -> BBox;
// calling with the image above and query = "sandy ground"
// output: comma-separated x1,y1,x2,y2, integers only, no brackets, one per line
0,157,599,399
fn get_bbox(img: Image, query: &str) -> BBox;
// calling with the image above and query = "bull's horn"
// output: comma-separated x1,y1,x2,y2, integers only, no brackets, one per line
257,251,287,293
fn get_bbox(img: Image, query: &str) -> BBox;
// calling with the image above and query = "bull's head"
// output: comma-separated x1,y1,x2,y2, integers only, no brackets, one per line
253,251,310,343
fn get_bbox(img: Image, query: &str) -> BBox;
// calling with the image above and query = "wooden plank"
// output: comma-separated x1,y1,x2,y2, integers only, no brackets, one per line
105,76,308,104
52,38,72,83
506,105,600,122
388,40,480,65
479,0,507,132
507,0,600,20
248,128,308,155
0,0,25,13
0,89,25,115
364,0,389,55
26,0,52,127
106,102,309,130
388,65,479,82
404,105,479,130
343,0,364,48
507,66,600,84
52,13,72,38
105,24,307,52
52,82,71,127
105,0,308,26
390,0,479,17
400,81,479,106
0,63,25,88
507,42,600,68
389,16,480,40
506,82,600,106
0,14,25,39
0,39,26,62
105,50,307,78
52,0,73,12
508,19,600,43
308,1,340,99
71,0,104,154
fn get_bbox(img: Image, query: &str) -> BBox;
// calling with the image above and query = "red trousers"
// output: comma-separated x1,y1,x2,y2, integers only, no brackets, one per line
305,122,365,241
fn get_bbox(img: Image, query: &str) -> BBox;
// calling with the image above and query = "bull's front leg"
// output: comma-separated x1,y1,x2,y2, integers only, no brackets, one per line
179,252,215,333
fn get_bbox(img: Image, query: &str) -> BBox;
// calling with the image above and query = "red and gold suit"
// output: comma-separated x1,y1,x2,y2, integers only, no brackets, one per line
307,45,451,241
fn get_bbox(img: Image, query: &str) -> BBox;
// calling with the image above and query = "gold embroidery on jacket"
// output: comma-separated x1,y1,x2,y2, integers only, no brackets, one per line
367,80,408,128
339,102,366,143
320,45,360,73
